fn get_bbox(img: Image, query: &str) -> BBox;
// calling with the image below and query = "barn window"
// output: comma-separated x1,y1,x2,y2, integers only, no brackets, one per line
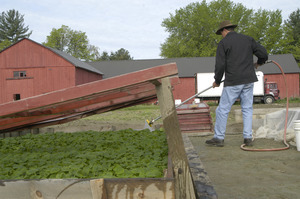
13,71,27,78
13,94,21,101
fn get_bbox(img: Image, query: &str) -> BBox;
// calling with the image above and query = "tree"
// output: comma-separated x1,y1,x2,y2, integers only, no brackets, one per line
160,0,287,58
99,51,110,61
284,8,300,65
161,0,252,57
43,25,100,61
88,45,101,61
285,8,300,44
0,9,32,43
44,25,133,61
43,25,70,51
67,29,90,60
0,39,12,51
98,49,133,61
109,48,133,60
243,9,285,54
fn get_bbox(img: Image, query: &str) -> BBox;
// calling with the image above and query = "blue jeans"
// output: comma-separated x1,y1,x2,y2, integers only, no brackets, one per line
214,83,254,140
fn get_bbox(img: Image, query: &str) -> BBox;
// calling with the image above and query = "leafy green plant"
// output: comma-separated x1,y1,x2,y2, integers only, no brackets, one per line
0,129,168,180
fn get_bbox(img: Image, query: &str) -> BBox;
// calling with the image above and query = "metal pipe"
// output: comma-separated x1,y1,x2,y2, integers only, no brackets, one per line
148,80,224,125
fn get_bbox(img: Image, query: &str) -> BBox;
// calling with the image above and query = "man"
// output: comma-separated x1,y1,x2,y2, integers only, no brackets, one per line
205,20,268,147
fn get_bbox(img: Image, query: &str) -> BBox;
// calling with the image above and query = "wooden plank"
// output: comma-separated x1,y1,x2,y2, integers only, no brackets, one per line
7,82,156,118
0,179,94,199
178,117,211,122
0,64,178,133
0,89,157,133
0,178,175,199
90,179,107,199
182,134,218,198
155,77,196,199
176,109,210,114
178,120,212,125
176,103,213,133
105,178,174,199
0,63,178,117
30,182,44,199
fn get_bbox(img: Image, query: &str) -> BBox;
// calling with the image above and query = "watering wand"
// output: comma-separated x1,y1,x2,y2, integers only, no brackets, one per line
146,80,224,126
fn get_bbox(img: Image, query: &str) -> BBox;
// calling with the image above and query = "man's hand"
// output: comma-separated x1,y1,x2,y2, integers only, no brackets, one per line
254,62,261,69
213,82,220,88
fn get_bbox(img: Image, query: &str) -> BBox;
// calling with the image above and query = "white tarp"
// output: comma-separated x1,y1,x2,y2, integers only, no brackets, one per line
254,108,300,141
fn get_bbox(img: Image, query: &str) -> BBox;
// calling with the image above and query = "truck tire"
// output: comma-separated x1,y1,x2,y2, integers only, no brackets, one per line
264,96,274,104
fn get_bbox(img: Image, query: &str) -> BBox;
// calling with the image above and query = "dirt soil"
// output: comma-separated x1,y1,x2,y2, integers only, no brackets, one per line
191,135,300,199
190,103,300,199
191,102,300,199
43,102,300,199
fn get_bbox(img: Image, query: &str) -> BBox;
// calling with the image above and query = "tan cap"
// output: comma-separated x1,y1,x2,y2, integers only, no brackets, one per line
216,20,237,35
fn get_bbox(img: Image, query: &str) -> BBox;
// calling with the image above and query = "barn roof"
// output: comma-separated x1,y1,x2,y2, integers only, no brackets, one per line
88,57,214,78
49,47,103,75
88,54,299,78
0,38,103,75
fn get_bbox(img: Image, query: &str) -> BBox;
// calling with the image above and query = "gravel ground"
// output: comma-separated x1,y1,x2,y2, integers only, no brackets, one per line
190,134,300,199
190,102,300,199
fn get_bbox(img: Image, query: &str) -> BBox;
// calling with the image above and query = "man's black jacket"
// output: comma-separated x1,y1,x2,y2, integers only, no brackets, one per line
214,31,268,87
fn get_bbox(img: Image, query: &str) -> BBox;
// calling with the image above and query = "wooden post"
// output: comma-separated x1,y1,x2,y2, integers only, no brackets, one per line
155,77,196,199
90,179,107,199
30,182,44,199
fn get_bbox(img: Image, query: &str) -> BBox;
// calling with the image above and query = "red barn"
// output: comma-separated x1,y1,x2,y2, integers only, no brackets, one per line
0,38,103,104
88,54,300,102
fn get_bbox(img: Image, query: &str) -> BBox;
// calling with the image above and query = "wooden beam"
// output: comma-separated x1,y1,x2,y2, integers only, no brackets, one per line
0,89,157,133
0,178,175,199
0,63,178,117
90,179,107,199
182,134,218,198
0,63,178,133
155,77,196,199
150,79,161,86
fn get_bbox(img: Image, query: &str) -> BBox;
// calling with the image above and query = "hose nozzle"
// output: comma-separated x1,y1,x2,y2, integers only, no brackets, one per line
265,60,273,64
146,119,153,127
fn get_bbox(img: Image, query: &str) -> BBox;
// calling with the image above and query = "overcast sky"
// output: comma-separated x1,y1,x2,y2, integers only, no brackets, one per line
2,0,299,59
